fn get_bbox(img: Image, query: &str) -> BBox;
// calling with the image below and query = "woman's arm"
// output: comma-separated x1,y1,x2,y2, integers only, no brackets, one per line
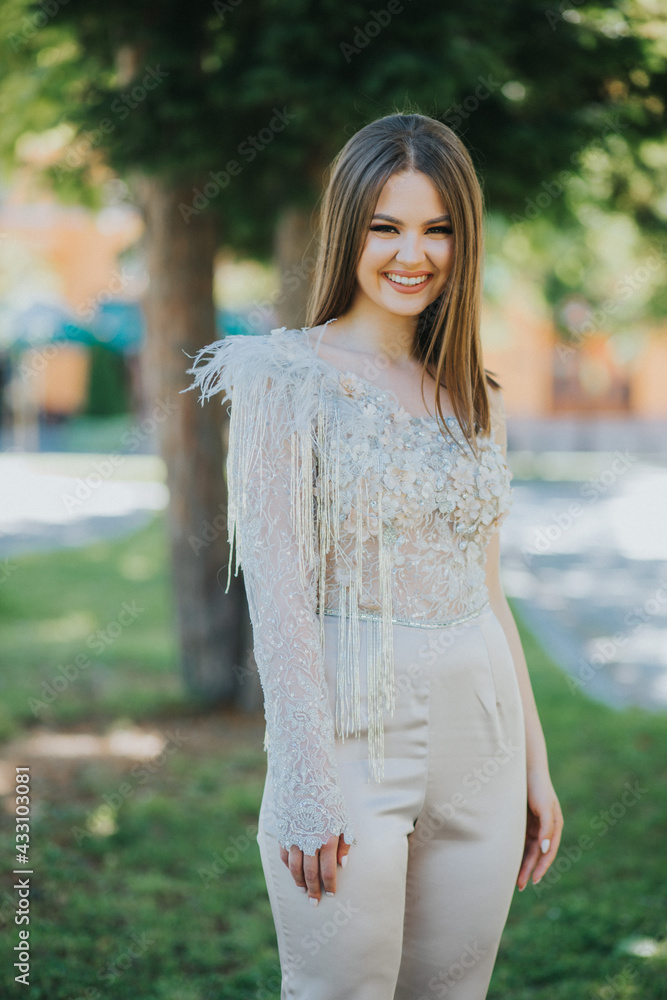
484,386,564,889
239,399,355,901
181,335,355,905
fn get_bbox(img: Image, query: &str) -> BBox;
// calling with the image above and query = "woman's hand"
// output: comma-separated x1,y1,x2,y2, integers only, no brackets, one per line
280,834,352,906
517,768,564,891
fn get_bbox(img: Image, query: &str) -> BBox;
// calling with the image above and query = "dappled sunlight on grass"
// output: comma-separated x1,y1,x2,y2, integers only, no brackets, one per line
35,610,98,642
6,726,167,760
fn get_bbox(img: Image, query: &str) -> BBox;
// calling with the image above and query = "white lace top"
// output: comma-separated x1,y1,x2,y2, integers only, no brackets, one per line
181,324,514,855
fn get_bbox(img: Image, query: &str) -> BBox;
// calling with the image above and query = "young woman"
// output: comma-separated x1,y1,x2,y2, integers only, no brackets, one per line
183,112,564,1000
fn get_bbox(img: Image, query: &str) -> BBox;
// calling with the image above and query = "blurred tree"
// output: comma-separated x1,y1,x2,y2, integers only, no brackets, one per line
0,0,664,703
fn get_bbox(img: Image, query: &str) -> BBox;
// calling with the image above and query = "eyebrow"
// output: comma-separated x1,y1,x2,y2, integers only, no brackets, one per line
372,213,451,225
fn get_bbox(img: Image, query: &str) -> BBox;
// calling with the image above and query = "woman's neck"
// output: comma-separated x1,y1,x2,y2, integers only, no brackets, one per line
325,300,420,366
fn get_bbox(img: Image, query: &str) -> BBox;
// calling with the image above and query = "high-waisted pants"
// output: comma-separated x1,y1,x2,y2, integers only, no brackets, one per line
256,604,527,1000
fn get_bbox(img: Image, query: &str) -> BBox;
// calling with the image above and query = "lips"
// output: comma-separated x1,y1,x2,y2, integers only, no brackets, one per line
382,271,433,293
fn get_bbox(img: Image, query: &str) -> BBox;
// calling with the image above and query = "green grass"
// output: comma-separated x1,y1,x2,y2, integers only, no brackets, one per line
0,513,665,999
0,515,196,742
489,625,667,1000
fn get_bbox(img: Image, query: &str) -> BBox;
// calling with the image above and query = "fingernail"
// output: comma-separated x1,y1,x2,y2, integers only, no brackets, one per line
540,838,550,854
341,855,348,869
299,886,307,893
518,884,525,892
534,876,542,884
325,891,335,897
309,896,319,907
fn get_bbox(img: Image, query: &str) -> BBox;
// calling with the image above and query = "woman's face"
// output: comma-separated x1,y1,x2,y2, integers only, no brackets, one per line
354,169,455,318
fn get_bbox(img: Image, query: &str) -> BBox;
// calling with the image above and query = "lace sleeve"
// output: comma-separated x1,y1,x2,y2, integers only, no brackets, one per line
180,336,356,856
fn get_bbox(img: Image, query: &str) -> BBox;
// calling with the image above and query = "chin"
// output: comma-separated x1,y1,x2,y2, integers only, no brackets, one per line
383,302,425,318
377,293,438,317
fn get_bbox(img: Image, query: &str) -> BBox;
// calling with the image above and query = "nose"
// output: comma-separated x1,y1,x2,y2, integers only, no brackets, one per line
393,231,427,267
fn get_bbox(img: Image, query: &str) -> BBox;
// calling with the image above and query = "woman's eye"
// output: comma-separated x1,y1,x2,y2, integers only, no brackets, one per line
369,225,453,235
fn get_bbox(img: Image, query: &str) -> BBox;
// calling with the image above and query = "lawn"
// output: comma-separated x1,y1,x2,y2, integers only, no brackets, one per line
0,513,665,999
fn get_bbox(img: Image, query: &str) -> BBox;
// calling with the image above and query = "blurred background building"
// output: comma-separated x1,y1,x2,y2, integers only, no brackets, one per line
2,150,665,456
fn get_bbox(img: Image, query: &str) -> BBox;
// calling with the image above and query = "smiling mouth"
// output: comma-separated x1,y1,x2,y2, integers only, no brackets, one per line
383,272,432,287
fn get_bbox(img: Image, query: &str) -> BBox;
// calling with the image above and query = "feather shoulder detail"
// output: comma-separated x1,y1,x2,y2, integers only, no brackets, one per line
179,326,341,597
180,326,334,428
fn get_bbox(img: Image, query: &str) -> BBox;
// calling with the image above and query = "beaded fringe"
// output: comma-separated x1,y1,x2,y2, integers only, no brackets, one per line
181,330,398,783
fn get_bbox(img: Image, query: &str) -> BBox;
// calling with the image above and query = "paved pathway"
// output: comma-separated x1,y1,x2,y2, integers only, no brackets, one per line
500,455,667,712
0,453,167,558
2,451,666,713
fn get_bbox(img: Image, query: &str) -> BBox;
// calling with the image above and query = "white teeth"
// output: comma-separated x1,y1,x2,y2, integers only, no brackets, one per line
385,273,430,286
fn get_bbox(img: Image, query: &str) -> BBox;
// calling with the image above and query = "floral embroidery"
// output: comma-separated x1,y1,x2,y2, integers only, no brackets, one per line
315,373,514,624
181,323,514,857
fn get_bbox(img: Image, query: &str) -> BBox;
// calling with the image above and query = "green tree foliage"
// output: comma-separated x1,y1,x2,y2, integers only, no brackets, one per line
0,0,665,254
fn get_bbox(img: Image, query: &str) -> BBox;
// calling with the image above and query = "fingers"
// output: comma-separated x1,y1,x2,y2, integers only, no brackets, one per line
303,850,322,905
282,835,351,905
517,802,564,891
517,837,541,891
531,806,564,885
337,835,351,870
319,839,339,898
287,845,326,906
287,845,308,894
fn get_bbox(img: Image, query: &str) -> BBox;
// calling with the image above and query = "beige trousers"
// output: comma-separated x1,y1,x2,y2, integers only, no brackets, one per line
257,605,527,1000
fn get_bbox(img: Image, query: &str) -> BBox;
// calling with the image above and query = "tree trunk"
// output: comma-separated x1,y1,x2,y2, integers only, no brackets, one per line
133,173,261,709
273,206,317,329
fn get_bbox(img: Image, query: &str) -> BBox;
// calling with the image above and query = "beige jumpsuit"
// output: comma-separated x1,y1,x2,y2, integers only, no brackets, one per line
257,605,526,1000
183,322,526,1000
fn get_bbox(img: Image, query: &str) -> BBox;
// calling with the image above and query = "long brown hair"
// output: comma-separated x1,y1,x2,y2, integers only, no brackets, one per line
305,112,500,456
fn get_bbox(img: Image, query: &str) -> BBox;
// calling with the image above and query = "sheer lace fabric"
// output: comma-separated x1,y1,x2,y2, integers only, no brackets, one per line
181,326,514,855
